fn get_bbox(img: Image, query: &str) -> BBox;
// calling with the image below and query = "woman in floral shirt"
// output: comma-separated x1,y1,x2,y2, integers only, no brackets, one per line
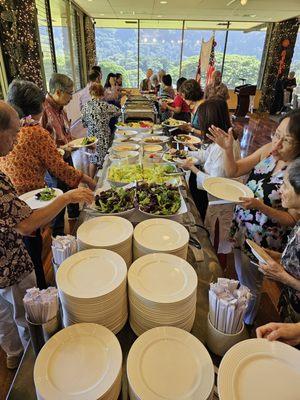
259,158,300,322
209,110,300,324
0,80,95,288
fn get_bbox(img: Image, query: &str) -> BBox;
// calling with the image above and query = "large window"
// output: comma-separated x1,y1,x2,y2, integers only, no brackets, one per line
290,26,300,83
50,0,72,77
223,24,266,88
139,20,183,85
95,20,138,87
181,21,226,83
36,0,54,88
95,19,267,89
36,0,85,90
70,6,83,90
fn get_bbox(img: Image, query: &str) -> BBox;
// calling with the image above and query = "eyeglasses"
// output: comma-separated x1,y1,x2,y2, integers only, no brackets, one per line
271,131,295,146
64,90,74,96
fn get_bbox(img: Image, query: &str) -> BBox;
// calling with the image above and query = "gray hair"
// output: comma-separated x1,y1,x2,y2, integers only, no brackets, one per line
151,74,159,86
288,157,300,194
7,79,45,118
49,73,73,94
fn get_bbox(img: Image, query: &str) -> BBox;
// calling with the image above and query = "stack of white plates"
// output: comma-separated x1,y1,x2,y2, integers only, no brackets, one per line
56,249,128,334
128,253,197,336
218,338,300,400
34,323,122,400
77,216,134,267
127,326,214,400
133,218,189,261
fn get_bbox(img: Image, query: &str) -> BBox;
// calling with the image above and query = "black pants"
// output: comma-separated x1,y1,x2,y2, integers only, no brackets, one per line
188,172,208,222
23,230,47,289
45,155,79,237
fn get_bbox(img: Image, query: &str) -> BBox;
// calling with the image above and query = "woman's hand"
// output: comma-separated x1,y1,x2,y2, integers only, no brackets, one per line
181,159,195,170
207,125,234,151
64,187,94,205
256,322,300,346
239,197,264,210
259,256,287,283
81,174,96,191
180,123,192,133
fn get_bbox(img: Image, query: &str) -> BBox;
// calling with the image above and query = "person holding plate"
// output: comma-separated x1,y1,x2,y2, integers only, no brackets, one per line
257,321,300,346
0,101,94,369
0,80,95,288
181,99,240,266
161,77,191,123
257,158,300,322
208,110,300,325
82,83,121,178
178,79,204,136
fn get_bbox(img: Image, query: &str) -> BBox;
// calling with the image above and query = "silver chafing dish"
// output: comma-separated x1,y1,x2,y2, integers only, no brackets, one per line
122,96,158,123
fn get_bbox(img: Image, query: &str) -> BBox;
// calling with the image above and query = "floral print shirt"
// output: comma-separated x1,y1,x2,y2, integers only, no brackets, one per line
230,155,289,259
0,124,82,195
0,173,34,288
281,222,300,309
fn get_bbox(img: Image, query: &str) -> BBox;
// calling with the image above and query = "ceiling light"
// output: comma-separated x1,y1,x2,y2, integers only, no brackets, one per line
120,10,123,14
160,1,168,4
157,15,162,17
100,13,105,16
240,0,248,5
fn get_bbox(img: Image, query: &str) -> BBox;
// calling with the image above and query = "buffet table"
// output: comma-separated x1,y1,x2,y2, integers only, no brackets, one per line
7,146,223,400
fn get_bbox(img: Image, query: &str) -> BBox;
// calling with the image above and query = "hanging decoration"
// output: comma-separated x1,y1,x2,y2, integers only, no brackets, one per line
206,39,217,85
259,17,299,112
195,36,215,86
278,38,291,76
0,0,43,87
84,16,97,72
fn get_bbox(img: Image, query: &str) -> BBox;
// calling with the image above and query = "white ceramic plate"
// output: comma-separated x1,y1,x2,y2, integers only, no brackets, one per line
19,188,63,210
175,134,201,145
127,326,214,400
162,119,187,128
56,249,127,299
68,137,98,149
77,216,133,248
34,323,122,400
115,123,153,132
115,129,138,137
203,177,254,203
111,143,140,152
128,253,197,303
246,239,270,264
134,218,189,251
142,135,169,144
163,154,198,165
218,338,300,400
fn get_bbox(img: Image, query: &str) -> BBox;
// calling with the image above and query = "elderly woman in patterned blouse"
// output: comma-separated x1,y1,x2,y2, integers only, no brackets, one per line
82,83,121,178
0,80,95,289
0,101,93,370
258,157,300,323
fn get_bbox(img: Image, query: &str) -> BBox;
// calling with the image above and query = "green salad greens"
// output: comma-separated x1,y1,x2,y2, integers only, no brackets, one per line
136,183,181,215
108,164,178,185
82,137,96,145
94,187,135,213
35,187,56,201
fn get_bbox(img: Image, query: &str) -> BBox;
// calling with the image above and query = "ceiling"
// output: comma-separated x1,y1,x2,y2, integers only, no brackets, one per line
74,0,300,23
